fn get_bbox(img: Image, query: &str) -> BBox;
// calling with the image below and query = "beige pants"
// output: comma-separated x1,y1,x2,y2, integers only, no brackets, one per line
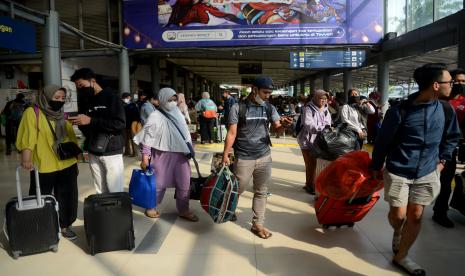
234,154,272,226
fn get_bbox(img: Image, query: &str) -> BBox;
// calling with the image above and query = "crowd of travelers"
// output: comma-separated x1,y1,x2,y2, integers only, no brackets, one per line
2,64,465,276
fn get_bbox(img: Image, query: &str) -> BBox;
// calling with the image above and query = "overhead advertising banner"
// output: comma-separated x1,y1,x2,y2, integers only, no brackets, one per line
0,16,36,53
290,50,365,69
123,0,383,48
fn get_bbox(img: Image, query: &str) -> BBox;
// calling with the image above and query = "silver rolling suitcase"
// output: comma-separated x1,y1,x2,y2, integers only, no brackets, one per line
4,166,60,259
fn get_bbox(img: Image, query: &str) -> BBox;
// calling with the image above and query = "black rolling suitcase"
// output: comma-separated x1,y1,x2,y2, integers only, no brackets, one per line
4,167,60,259
84,192,135,255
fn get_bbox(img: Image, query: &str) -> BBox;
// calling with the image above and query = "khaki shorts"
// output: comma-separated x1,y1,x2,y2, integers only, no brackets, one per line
383,169,441,207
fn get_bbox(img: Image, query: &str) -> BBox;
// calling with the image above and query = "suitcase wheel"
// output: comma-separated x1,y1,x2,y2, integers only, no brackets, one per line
322,223,354,229
127,231,135,250
89,236,96,256
51,245,58,253
12,252,20,260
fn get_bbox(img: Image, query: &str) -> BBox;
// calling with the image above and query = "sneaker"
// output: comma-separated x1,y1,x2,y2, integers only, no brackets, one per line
432,214,454,228
61,228,78,241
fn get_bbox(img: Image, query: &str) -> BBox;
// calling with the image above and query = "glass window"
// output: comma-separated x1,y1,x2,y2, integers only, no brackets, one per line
410,0,434,30
387,0,407,35
436,0,464,20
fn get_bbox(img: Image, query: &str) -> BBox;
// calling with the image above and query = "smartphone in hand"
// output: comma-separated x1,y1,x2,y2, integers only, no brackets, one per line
66,112,78,119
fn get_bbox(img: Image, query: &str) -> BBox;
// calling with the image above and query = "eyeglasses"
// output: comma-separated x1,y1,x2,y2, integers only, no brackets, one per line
437,80,454,86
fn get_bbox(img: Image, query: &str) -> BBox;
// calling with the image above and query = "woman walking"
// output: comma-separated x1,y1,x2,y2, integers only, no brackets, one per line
297,90,332,195
134,87,198,221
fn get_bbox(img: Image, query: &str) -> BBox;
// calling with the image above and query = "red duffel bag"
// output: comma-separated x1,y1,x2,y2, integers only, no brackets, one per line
316,151,384,200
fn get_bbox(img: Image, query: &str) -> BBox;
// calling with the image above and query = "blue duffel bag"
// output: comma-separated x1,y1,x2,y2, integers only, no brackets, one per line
129,166,156,209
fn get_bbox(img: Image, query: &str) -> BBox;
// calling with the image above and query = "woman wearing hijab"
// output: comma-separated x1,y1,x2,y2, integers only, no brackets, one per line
134,87,198,221
16,85,80,240
297,90,332,195
177,92,191,124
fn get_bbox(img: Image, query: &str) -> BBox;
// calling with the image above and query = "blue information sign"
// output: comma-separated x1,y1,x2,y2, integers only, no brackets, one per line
290,50,365,69
0,16,36,53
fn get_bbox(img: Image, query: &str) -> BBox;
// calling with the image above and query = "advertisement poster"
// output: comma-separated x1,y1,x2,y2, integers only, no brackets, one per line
123,0,383,48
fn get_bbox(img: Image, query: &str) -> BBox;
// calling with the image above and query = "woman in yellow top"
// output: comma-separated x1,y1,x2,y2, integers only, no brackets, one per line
16,84,80,241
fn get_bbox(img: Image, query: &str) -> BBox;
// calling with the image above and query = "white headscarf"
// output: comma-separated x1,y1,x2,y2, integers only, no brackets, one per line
134,88,191,154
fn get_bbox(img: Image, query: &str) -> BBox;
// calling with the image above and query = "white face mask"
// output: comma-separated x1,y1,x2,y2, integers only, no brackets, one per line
255,94,265,105
133,94,138,101
123,98,130,104
165,101,178,111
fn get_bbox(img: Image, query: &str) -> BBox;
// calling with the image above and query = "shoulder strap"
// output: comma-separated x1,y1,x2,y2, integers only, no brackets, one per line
33,105,40,132
264,102,272,121
238,101,247,126
440,100,454,146
158,109,202,177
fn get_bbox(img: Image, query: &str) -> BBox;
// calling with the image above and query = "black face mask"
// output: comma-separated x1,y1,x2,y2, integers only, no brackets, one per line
49,100,65,111
77,86,94,113
451,83,465,96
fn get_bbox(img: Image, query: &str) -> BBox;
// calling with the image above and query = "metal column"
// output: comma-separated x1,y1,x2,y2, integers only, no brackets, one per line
310,78,316,94
377,54,390,116
323,73,331,92
119,48,130,94
171,63,178,91
299,79,305,96
151,57,160,95
43,9,62,86
458,25,465,70
343,70,353,94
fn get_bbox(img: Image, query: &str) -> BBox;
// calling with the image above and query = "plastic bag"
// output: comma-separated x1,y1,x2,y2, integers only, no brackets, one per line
311,125,358,161
316,151,384,200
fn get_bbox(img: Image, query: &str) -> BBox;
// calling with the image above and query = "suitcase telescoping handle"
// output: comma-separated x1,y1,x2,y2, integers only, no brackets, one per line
16,165,43,209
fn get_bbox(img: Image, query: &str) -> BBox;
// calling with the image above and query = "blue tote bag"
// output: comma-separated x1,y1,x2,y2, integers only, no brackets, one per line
129,166,156,209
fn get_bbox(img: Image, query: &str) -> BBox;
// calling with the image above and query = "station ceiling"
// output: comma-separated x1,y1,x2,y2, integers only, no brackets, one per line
135,44,458,91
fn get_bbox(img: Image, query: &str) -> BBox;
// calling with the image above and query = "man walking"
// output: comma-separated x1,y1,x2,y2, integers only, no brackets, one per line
222,90,236,128
1,93,26,155
370,63,461,275
70,68,126,193
222,76,292,239
433,68,465,227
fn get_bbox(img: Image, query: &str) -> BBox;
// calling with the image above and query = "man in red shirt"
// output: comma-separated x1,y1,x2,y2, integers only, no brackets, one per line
433,68,465,228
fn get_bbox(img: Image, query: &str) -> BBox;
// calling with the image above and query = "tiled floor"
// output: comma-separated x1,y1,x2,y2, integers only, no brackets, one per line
0,138,464,276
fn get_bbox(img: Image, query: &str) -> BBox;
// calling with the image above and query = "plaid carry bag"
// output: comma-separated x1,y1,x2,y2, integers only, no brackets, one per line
200,166,239,223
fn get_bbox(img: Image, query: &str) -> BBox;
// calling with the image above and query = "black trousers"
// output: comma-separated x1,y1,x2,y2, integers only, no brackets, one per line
29,164,78,228
199,117,215,142
5,121,19,151
433,150,457,215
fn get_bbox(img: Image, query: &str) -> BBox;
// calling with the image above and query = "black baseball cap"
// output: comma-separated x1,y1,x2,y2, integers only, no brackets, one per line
254,76,274,90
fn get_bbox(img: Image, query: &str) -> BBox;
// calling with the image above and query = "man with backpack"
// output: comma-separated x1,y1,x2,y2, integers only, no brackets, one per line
370,63,461,276
222,76,292,239
1,93,26,155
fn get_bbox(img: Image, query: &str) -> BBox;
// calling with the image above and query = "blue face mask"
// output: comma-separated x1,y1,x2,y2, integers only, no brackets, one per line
255,94,265,105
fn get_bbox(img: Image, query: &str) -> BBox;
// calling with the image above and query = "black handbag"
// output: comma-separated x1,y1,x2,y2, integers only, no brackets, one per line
88,133,112,154
45,119,82,160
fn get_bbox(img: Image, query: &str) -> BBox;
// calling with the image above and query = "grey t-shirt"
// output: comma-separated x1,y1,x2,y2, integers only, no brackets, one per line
229,100,280,160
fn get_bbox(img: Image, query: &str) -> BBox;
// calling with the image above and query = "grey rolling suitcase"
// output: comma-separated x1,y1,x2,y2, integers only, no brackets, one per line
4,166,60,259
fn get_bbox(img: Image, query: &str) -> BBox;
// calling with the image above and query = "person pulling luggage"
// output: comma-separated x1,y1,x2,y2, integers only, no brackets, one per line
222,76,292,239
16,85,80,241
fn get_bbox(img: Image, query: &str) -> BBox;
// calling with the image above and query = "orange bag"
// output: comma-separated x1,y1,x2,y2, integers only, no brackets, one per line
316,151,384,200
202,110,217,119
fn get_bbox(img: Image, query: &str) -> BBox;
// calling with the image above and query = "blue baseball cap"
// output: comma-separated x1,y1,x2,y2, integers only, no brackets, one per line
254,76,274,90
